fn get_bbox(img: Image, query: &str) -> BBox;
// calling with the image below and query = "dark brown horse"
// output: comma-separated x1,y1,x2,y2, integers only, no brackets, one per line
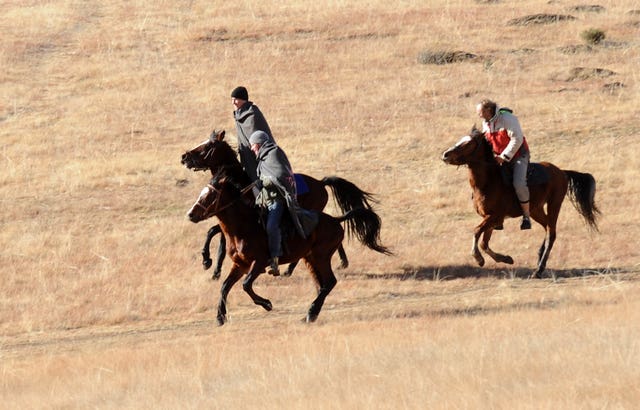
442,126,600,277
181,129,376,279
187,169,391,325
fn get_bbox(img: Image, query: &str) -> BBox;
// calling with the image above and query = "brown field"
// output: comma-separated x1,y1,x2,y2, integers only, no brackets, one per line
2,0,639,408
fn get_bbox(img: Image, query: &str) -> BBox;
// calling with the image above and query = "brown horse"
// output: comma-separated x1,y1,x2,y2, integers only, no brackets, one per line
442,126,600,278
181,129,376,279
187,169,391,325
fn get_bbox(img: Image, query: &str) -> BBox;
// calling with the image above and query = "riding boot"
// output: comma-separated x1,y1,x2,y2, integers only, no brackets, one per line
520,202,531,230
267,257,280,276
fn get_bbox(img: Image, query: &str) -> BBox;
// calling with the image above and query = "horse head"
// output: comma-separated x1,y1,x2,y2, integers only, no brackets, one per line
181,129,237,172
187,170,249,223
187,181,222,223
442,125,491,166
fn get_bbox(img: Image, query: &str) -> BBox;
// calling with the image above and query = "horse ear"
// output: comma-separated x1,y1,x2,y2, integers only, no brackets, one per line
209,129,226,143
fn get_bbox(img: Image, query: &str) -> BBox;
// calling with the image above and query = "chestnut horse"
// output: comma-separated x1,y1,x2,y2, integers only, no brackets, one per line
187,169,391,325
442,126,600,277
181,129,376,278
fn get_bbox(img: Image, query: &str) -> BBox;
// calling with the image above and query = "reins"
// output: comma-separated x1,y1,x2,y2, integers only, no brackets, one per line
194,180,258,217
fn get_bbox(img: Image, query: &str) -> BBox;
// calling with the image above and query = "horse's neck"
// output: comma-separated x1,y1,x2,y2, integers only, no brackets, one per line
210,163,248,183
215,195,259,238
468,162,499,192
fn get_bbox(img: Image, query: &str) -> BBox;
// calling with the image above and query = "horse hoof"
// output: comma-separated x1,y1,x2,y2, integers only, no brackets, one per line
202,259,212,270
504,256,514,265
283,270,293,277
211,269,221,280
306,313,318,323
261,300,273,311
216,315,226,326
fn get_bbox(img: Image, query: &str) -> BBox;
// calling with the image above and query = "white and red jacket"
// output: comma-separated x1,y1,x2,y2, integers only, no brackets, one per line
482,108,529,162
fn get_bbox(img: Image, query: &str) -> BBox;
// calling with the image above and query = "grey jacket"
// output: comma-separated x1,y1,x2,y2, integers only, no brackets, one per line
255,140,296,202
233,102,273,181
255,141,310,237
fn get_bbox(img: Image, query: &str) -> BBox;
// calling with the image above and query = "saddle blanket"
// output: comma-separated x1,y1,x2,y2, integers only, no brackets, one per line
294,173,310,196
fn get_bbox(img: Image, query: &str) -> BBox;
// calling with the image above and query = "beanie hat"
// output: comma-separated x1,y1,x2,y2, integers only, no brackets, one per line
230,86,248,100
249,130,270,145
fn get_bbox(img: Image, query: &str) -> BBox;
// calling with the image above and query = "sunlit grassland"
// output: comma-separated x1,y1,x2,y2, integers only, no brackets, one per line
1,0,639,408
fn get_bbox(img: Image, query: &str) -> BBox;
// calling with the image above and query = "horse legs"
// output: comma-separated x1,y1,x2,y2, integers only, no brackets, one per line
212,235,226,280
472,217,495,266
473,216,513,266
242,261,273,311
303,255,337,323
217,264,245,326
202,225,226,280
479,229,514,265
283,244,348,277
337,244,349,269
530,228,556,278
471,229,485,267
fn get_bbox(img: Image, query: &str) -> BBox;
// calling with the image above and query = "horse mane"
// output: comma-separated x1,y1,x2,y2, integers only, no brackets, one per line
208,137,252,186
470,125,497,165
211,167,244,194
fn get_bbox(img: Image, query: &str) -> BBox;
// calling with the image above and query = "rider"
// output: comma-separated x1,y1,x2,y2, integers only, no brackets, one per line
231,86,274,182
476,99,532,230
249,130,303,276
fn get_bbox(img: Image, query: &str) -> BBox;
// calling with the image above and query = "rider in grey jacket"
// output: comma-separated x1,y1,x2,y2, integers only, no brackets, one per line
231,86,274,182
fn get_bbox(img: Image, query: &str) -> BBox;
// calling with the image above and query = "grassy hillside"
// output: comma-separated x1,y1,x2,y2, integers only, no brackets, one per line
1,0,639,407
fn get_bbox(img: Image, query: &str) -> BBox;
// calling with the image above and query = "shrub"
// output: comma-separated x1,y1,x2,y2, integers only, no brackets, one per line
581,28,606,45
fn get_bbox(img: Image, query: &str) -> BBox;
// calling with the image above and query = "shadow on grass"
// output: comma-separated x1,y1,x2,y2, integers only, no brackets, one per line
342,264,632,281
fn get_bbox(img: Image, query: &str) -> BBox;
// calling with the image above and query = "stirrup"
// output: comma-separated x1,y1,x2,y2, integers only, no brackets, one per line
520,217,531,230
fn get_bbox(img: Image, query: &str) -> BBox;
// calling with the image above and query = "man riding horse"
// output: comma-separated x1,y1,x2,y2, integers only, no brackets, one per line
476,99,532,230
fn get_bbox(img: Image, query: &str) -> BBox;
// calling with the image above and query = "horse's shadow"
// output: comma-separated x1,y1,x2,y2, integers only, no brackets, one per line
343,265,625,281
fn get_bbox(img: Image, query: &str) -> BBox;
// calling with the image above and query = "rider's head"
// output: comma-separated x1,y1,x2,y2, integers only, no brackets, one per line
476,99,497,122
249,131,270,156
231,86,248,110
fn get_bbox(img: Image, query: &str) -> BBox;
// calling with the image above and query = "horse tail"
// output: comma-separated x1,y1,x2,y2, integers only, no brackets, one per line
564,170,601,232
336,208,393,256
321,176,377,213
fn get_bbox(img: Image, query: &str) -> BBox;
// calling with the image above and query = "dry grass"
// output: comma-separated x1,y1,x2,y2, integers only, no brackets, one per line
1,0,640,408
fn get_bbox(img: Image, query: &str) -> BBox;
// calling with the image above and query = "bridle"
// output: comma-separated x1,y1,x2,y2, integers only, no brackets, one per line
460,135,497,167
192,180,258,217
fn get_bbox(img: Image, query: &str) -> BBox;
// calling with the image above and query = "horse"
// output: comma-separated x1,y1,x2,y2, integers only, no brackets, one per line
441,126,600,278
181,129,376,279
187,169,392,325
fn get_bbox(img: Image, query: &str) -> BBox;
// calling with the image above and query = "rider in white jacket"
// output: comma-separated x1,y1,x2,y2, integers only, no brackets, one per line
476,99,532,230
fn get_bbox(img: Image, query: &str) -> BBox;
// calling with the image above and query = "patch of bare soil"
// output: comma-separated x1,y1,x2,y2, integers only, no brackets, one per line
417,50,478,65
508,14,576,26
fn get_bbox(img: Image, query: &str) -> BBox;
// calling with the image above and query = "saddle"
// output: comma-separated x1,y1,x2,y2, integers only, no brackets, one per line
500,162,549,187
